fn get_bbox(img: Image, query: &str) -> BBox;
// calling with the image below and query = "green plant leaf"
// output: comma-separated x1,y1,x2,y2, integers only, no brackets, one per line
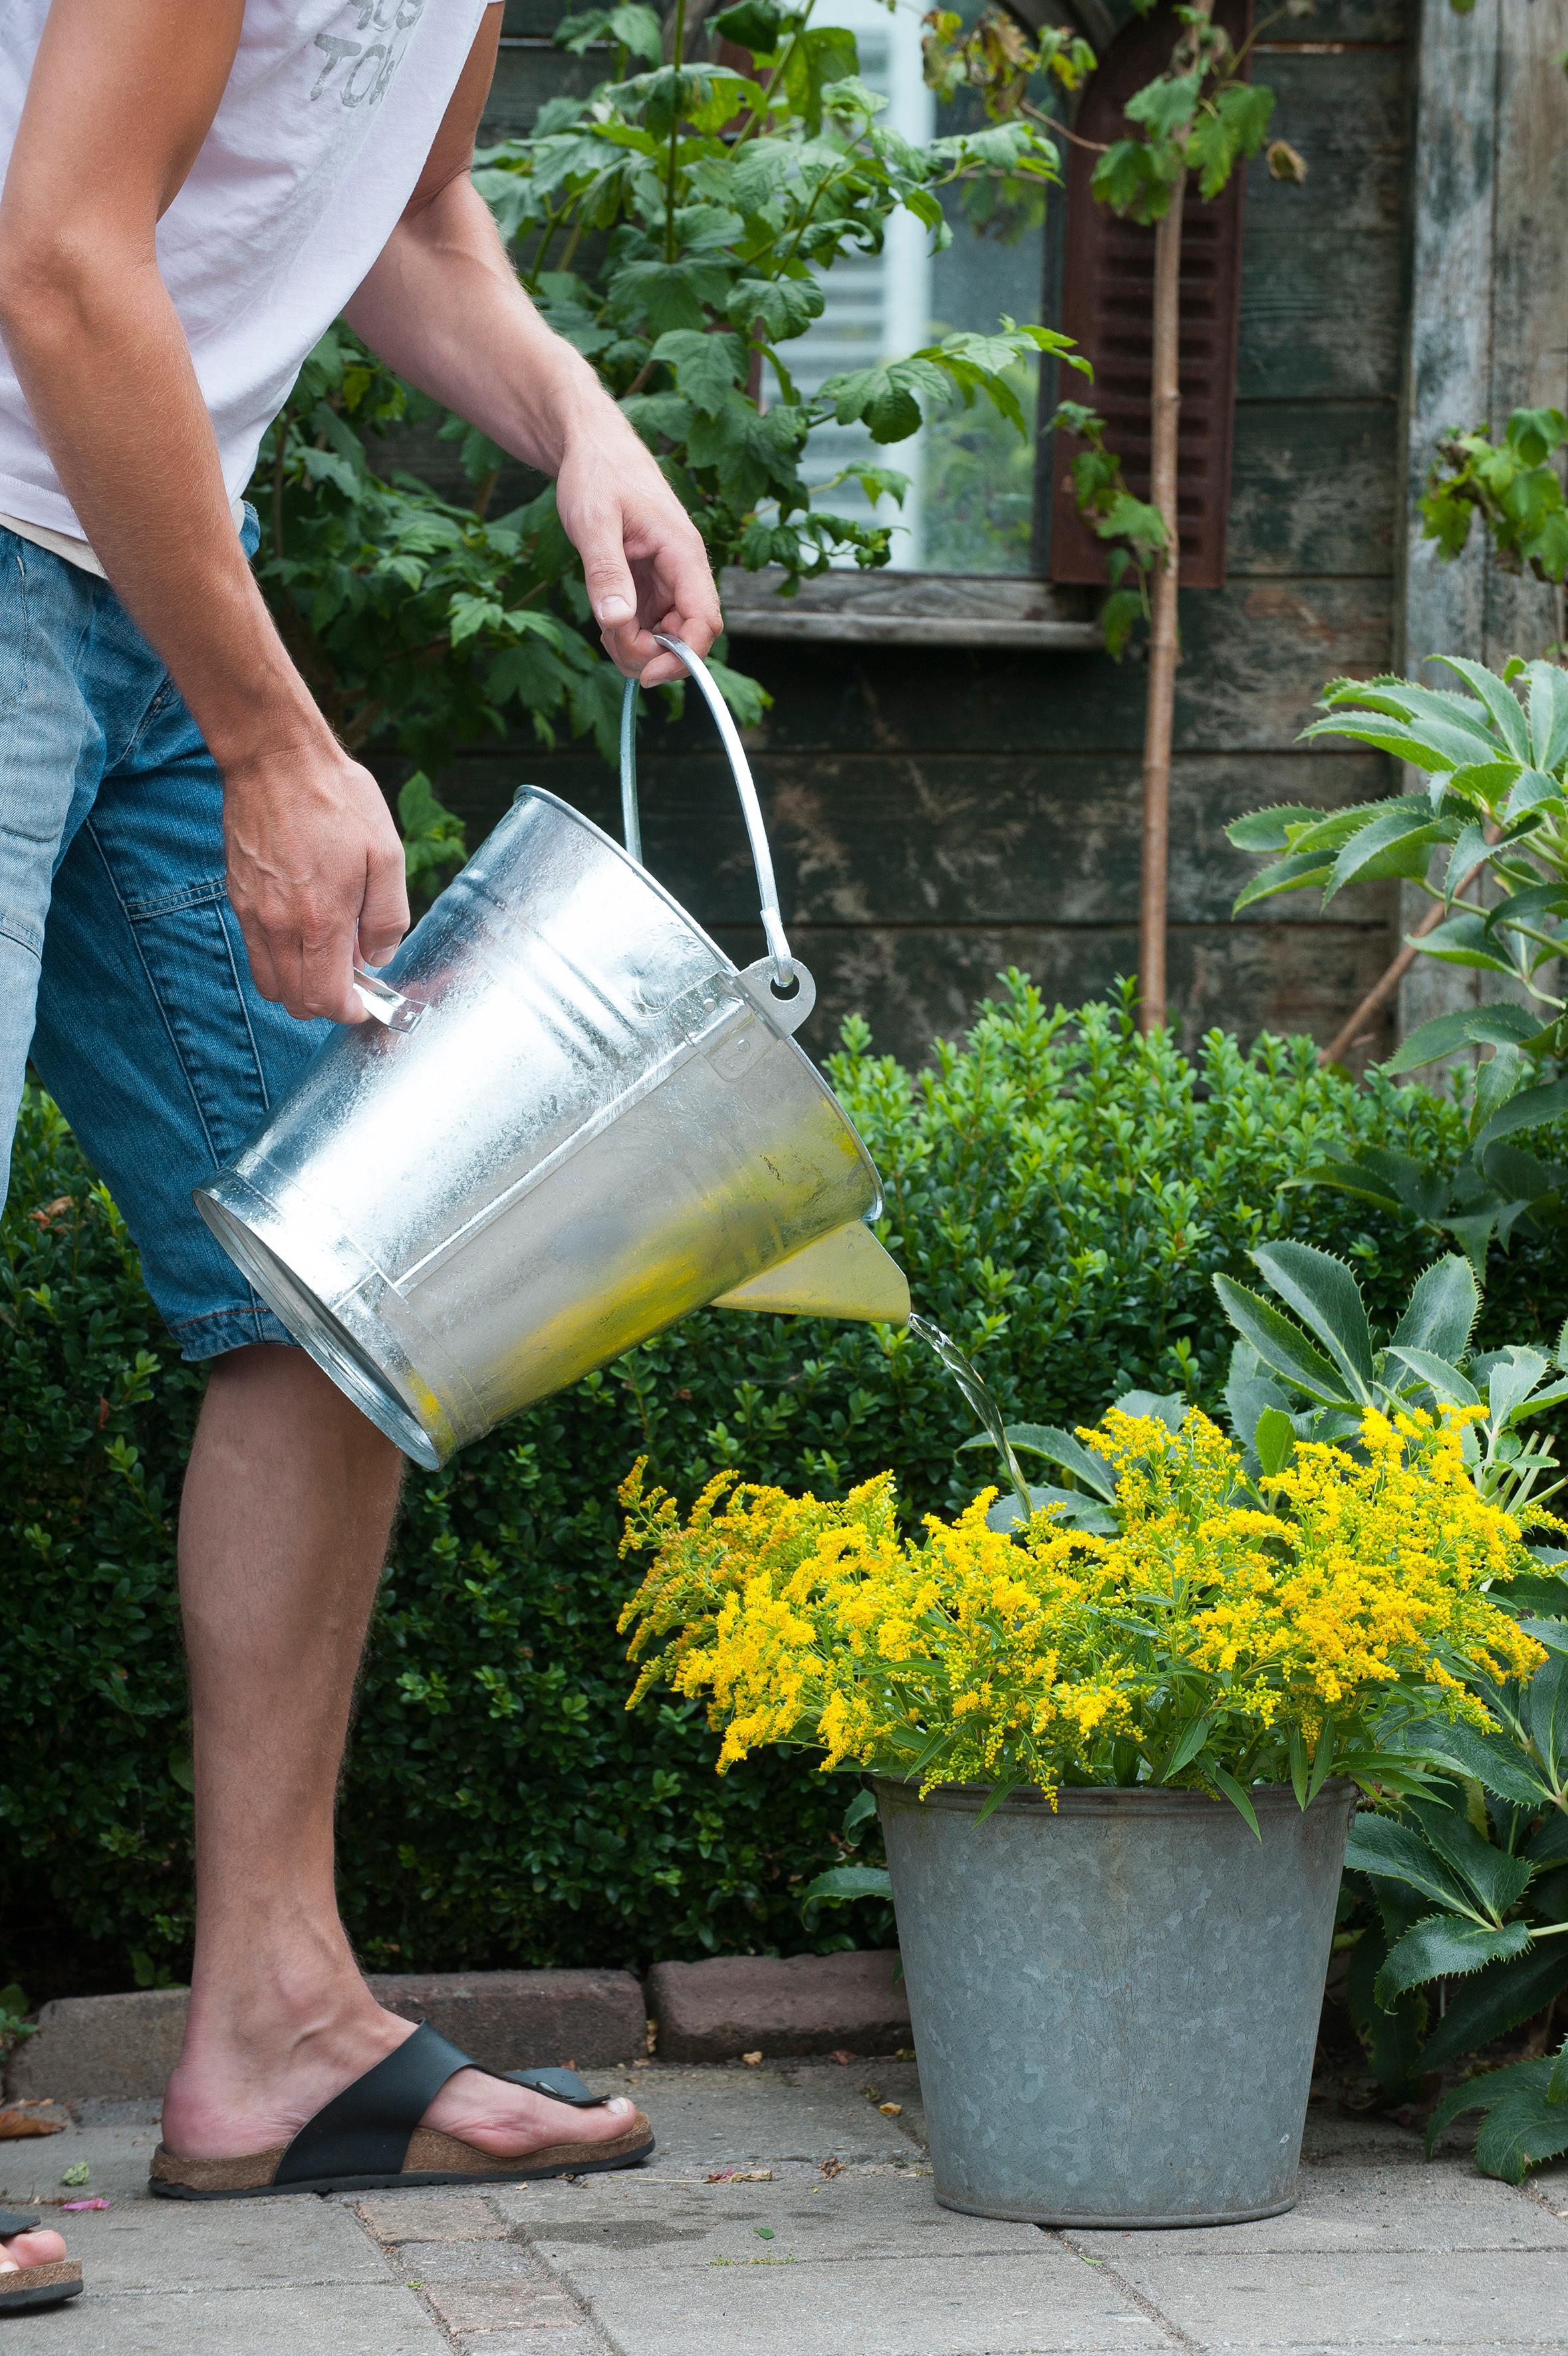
798,1863,894,1905
1111,1390,1188,1429
1210,1766,1261,1839
962,1422,1116,1500
1374,1913,1532,2006
1391,1255,1478,1361
1162,1715,1215,1778
1230,850,1337,912
1388,1720,1554,1809
1344,1813,1480,1918
1548,2035,1568,2106
983,1484,1118,1537
710,0,785,53
1249,1242,1376,1397
650,327,746,414
843,1785,878,1838
1403,1794,1534,1922
1383,1346,1480,1409
1474,1079,1568,1158
1326,802,1451,899
1422,1942,1568,2070
1212,1276,1351,1407
1527,1655,1568,1788
1226,804,1330,852
1528,658,1568,773
1253,1406,1295,1476
1426,2057,1568,2182
1418,913,1521,975
1384,1002,1544,1073
1432,656,1533,761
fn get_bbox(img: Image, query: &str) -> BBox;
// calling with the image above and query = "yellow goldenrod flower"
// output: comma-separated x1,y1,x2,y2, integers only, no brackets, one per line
616,1408,1547,1802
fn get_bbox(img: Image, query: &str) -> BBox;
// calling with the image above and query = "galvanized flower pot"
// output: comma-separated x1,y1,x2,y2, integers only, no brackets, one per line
870,1775,1355,2228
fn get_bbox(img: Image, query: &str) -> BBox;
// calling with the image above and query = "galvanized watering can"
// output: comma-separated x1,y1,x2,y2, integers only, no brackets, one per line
195,636,909,1470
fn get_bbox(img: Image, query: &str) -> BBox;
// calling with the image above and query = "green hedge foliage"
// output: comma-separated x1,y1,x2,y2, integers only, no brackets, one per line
6,977,1563,1993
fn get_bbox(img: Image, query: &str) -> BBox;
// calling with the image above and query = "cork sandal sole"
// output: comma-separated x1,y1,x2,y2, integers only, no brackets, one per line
149,2115,655,2200
0,2260,84,2313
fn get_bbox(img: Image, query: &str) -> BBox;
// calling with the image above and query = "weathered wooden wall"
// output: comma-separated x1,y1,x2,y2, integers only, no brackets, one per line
426,0,1416,1069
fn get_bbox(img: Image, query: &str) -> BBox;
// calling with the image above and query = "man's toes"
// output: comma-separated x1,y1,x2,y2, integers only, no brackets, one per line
0,2228,68,2270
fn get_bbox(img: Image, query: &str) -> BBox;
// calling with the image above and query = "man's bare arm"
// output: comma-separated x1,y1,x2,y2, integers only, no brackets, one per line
0,0,405,1024
343,7,721,692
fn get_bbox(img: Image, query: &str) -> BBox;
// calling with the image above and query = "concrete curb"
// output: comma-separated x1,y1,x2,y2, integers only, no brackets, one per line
646,1949,910,2061
3,1950,908,2099
4,1968,646,2104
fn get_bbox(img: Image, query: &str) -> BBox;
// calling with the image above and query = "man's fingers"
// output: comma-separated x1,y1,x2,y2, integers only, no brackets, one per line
600,612,662,680
240,924,285,1013
295,920,365,1025
358,835,411,968
579,507,640,634
660,541,723,658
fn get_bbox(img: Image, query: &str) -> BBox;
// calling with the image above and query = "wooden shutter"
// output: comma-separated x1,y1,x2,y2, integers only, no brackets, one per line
1049,0,1249,590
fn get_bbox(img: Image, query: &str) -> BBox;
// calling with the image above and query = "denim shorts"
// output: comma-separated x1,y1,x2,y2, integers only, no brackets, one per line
0,513,328,1359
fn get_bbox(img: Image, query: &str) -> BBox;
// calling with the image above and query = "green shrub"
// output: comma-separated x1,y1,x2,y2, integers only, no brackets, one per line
6,976,1565,1993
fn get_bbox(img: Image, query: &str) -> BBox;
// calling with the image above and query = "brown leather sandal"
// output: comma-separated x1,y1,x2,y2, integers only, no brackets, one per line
0,2209,83,2314
148,2024,654,2200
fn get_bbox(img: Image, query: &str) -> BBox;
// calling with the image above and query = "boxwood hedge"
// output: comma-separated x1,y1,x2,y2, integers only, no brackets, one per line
5,976,1563,1997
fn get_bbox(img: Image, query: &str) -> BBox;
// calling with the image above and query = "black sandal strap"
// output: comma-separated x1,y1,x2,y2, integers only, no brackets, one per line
273,2021,475,2187
503,2066,610,2109
0,2210,41,2236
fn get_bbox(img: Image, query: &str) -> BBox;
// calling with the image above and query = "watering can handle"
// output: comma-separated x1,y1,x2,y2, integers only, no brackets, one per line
619,632,796,987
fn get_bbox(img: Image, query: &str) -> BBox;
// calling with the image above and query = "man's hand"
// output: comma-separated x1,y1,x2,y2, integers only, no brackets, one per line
221,747,409,1026
555,429,722,688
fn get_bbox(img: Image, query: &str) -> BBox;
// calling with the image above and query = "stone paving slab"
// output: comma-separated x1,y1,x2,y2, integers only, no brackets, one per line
0,2100,161,2210
0,2281,450,2355
1069,2160,1568,2255
34,2188,387,2293
1088,2248,1568,2351
578,2058,918,2166
572,2247,1176,2356
496,2159,1039,2268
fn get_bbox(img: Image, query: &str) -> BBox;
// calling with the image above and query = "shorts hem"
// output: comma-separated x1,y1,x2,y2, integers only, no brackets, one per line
172,1305,299,1363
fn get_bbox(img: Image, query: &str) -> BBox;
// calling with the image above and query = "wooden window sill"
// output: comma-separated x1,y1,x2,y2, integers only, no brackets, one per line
718,569,1105,650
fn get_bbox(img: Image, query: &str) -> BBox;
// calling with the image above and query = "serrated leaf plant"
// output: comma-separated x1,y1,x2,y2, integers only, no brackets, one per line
1226,652,1568,1268
1337,1569,1568,2181
1209,1238,1568,1519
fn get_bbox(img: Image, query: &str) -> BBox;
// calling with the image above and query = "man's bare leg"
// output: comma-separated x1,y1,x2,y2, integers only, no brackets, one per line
157,1344,635,2161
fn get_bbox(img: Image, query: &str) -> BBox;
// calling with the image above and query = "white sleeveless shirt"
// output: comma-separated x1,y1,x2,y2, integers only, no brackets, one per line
0,0,489,555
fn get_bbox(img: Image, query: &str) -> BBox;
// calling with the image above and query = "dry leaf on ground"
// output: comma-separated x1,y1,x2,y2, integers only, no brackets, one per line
0,2106,65,2140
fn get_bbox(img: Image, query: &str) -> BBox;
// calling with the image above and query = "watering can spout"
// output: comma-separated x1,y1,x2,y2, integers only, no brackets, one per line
711,1219,910,1325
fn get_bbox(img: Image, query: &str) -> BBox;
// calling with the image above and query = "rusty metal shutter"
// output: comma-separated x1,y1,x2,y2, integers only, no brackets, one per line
1048,0,1249,590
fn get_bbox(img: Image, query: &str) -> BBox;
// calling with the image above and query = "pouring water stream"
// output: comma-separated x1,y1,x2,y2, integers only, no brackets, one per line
908,1312,1035,1522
